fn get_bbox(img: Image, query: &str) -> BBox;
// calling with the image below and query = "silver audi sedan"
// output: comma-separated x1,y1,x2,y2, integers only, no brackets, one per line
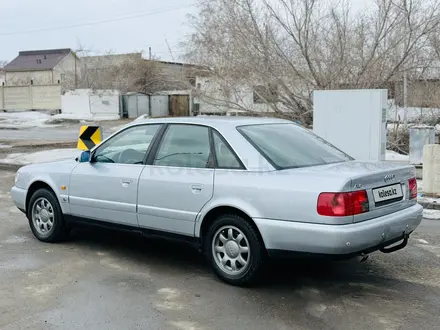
10,116,423,286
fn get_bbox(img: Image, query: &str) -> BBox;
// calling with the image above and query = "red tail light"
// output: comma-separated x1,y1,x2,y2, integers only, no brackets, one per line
317,190,369,217
408,178,417,199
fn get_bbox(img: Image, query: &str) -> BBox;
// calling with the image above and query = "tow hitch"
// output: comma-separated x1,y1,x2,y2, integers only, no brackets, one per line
359,253,369,263
379,233,409,254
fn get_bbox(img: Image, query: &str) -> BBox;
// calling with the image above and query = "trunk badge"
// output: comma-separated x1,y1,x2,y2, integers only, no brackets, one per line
384,174,396,183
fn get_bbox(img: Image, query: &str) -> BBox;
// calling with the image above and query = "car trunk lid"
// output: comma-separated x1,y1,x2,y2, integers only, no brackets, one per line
299,161,417,223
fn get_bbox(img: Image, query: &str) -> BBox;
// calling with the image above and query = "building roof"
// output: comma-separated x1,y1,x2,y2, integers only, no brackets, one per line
4,48,73,72
153,59,207,69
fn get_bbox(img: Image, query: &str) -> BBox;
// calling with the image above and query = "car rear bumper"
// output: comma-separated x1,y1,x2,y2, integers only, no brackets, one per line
254,203,423,256
10,186,27,213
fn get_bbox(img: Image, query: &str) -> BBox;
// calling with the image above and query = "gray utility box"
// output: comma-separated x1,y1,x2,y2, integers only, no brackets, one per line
409,126,435,165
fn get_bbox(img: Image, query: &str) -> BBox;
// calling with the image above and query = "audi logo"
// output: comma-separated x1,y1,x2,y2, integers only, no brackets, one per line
384,174,396,183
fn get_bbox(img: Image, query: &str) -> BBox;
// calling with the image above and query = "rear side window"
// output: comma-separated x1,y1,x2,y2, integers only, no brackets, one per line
212,130,243,169
154,124,211,168
237,123,353,169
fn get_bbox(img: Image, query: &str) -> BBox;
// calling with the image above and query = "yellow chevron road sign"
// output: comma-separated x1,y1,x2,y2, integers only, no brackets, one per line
77,126,102,151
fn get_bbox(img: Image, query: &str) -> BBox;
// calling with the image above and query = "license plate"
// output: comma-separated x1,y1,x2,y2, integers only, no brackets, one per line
373,183,403,202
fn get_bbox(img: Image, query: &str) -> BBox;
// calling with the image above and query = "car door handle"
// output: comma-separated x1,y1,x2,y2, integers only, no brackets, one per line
191,184,203,193
121,179,132,187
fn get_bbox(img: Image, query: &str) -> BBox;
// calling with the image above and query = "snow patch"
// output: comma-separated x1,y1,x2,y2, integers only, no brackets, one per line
133,114,150,122
415,238,429,244
46,113,120,124
0,111,52,127
0,111,119,127
1,148,80,165
386,150,409,162
423,209,440,220
418,196,440,205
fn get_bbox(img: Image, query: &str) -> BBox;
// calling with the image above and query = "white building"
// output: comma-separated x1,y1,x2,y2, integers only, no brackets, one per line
4,48,78,86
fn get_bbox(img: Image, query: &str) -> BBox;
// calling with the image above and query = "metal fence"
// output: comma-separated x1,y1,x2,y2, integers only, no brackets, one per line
121,93,190,118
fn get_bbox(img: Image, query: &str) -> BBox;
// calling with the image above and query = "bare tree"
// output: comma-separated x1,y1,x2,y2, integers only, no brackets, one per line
108,57,180,94
64,42,193,94
185,0,440,123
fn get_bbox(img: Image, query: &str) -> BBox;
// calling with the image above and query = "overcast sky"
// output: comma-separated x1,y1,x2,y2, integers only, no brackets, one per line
0,0,197,63
0,0,368,64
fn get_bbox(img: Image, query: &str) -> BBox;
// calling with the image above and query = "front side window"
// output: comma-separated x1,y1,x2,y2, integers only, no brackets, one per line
237,123,353,169
93,124,161,164
154,125,211,168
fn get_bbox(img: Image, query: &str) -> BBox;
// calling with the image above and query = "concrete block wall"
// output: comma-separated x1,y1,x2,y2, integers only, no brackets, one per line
0,85,61,111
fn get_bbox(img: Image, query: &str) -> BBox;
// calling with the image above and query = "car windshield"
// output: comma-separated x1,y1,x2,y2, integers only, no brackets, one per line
237,123,353,169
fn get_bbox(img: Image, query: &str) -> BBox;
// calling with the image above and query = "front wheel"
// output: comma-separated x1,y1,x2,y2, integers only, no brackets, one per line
205,214,266,286
27,188,68,243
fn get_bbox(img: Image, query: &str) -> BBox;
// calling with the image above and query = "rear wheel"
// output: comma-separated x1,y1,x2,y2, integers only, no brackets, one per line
27,188,68,243
205,214,266,286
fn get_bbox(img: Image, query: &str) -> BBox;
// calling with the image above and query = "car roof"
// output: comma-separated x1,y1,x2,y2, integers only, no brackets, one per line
128,115,291,129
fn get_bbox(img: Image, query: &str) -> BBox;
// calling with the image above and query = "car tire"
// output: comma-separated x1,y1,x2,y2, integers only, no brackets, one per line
205,214,266,286
27,188,68,243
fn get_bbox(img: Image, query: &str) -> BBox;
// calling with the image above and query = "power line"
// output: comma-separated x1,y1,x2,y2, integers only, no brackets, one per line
0,4,195,37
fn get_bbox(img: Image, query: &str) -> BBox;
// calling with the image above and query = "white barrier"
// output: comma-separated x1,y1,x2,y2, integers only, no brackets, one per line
61,89,120,118
422,144,440,197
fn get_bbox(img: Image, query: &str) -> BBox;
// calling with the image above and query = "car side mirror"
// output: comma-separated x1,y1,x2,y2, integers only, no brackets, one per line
79,150,91,163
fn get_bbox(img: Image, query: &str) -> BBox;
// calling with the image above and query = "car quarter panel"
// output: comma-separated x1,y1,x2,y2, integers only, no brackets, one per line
194,168,354,237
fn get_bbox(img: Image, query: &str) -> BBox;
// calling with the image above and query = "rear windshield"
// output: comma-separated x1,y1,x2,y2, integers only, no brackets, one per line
237,123,353,169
